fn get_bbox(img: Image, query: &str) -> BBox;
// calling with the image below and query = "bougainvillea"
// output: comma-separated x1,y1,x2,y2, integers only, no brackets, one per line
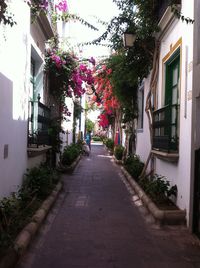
24,0,68,19
45,48,76,96
45,47,95,116
98,113,109,128
91,64,120,129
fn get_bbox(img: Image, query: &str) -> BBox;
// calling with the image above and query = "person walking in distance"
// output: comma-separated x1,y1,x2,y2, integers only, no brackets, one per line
85,131,91,151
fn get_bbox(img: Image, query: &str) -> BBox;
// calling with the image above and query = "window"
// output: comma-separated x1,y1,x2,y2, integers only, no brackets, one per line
28,53,51,147
28,59,36,135
137,83,144,131
152,48,180,152
165,49,180,106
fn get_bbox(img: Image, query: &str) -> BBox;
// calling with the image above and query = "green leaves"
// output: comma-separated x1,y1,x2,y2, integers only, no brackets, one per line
139,174,178,204
0,1,16,27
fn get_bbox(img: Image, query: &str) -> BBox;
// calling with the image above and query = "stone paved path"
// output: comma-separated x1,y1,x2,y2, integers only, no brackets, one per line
16,144,200,268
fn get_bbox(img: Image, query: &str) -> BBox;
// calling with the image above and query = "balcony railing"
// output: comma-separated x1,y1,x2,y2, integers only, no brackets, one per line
28,101,51,147
152,104,179,152
154,0,181,22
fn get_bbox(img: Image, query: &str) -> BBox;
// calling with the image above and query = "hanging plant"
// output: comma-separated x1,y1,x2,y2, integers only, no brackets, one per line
45,46,96,118
45,47,77,98
89,64,120,129
24,0,68,20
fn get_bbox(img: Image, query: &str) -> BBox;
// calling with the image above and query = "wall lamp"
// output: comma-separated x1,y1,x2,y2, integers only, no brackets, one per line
123,32,136,48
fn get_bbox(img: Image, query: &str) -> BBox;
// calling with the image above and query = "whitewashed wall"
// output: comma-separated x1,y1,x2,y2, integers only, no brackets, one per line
136,76,151,167
60,97,74,151
0,1,31,197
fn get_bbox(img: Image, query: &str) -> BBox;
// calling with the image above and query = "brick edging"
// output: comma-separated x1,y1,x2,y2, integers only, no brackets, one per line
0,182,63,268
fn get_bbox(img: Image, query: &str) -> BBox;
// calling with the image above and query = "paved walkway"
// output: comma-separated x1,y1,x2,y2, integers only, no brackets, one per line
17,144,200,268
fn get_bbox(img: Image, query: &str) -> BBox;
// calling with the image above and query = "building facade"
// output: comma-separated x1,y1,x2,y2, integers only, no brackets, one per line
0,0,71,198
136,0,194,225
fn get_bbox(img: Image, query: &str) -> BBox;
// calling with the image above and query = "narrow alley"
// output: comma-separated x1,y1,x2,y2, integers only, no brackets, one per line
16,144,200,268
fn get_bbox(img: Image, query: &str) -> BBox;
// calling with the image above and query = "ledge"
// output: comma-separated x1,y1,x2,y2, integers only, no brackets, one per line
112,155,123,165
27,145,52,157
157,5,181,38
151,149,179,163
120,166,186,226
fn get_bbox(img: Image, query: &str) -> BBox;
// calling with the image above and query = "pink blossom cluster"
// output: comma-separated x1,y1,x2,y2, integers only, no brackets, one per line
55,0,68,12
50,54,66,68
71,64,94,97
79,64,94,85
98,113,109,128
25,0,68,13
39,0,48,9
71,70,85,97
88,57,96,66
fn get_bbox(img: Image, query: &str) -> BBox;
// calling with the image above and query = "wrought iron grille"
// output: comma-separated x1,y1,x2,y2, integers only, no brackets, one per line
28,101,51,147
152,104,179,152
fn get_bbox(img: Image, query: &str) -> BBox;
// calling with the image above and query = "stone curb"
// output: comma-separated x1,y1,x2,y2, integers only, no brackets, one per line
120,166,186,225
0,181,63,268
112,155,123,165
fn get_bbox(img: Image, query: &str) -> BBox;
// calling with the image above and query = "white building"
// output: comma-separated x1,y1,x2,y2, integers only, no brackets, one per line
136,0,194,226
0,0,63,198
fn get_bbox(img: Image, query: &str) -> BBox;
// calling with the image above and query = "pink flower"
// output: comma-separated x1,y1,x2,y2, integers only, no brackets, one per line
88,57,96,66
79,64,87,72
51,54,63,68
40,0,48,9
55,0,68,12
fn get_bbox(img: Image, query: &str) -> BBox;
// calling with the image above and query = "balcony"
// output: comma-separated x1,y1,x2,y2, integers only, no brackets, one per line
28,101,51,150
152,104,179,155
155,0,181,23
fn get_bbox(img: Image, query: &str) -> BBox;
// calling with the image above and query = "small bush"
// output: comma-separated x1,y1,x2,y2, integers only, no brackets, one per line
139,174,177,204
61,143,81,166
0,164,60,257
124,154,144,180
114,145,125,160
92,136,102,142
20,164,59,199
105,138,114,151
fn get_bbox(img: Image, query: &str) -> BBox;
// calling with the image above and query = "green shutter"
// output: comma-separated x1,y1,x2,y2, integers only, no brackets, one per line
164,49,180,151
165,49,180,106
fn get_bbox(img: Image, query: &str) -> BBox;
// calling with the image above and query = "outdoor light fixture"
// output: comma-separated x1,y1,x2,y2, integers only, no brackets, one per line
123,32,136,48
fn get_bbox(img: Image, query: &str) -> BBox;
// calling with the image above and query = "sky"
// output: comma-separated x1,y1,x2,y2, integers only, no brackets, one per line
67,0,119,59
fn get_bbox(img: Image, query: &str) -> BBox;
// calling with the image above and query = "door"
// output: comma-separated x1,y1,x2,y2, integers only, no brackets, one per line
193,149,200,238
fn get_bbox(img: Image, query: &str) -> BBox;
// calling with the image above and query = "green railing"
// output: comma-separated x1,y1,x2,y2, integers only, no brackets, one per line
152,104,179,152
